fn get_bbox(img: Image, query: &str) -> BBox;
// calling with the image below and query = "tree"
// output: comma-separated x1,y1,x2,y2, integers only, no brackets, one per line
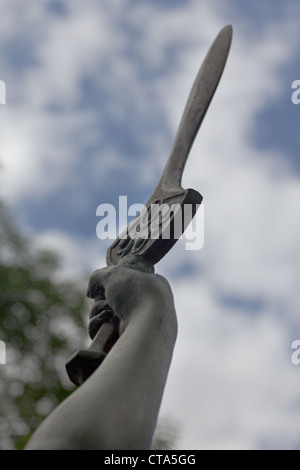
0,201,88,449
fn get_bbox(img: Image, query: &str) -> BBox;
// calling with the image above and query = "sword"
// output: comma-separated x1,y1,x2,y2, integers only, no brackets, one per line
66,25,232,386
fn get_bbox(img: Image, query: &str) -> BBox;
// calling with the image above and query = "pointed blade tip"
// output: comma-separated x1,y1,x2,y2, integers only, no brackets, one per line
221,24,233,40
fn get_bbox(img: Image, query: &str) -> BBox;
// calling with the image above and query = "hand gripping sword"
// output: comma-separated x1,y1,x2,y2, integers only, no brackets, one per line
66,25,232,386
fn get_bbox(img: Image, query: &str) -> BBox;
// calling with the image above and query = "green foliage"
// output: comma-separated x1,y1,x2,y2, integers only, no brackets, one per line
0,202,88,449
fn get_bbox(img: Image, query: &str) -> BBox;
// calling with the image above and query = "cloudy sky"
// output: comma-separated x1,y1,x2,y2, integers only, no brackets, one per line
1,0,300,450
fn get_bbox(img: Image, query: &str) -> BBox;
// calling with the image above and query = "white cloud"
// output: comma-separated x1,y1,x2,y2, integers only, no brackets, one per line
160,276,300,449
32,229,107,282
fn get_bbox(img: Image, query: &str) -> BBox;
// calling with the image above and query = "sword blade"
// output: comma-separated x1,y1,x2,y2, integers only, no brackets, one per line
158,25,232,191
107,25,232,267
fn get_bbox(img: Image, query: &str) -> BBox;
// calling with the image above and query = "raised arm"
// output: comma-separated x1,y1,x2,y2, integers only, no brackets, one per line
25,256,177,450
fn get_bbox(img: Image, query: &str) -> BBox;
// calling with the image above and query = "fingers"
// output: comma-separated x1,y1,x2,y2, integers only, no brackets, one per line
86,255,154,342
89,299,112,319
88,307,115,339
85,256,172,342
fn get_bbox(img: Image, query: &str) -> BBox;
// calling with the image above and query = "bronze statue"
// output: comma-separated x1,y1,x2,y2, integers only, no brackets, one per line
25,25,232,450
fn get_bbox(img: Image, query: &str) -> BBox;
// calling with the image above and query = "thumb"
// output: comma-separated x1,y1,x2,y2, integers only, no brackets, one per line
86,266,115,299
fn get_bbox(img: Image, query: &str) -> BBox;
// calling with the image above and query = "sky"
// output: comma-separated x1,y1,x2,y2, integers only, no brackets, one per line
0,0,300,450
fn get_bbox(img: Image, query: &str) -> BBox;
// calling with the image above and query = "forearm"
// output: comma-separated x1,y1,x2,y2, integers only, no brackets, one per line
26,288,177,450
79,296,177,449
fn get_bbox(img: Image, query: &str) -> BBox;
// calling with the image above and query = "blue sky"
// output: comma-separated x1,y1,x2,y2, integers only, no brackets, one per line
1,0,300,450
